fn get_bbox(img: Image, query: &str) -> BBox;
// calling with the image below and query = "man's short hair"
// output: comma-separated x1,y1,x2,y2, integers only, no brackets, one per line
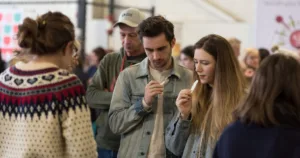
137,16,174,43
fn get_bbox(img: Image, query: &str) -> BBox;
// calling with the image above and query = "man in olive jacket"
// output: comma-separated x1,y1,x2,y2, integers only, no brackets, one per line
86,8,146,158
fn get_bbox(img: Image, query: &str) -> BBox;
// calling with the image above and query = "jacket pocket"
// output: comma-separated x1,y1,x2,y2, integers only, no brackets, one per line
163,96,177,128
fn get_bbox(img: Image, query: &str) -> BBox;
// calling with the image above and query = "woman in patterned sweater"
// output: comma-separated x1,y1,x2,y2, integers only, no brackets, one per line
0,12,97,158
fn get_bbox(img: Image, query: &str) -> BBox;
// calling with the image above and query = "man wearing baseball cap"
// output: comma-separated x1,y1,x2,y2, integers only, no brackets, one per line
87,8,146,158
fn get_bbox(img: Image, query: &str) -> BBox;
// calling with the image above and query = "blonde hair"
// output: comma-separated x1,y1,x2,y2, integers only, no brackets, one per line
244,48,259,58
243,48,260,67
227,37,241,48
192,34,246,142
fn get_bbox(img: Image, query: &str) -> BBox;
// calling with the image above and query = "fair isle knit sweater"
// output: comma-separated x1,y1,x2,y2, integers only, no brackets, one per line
0,65,97,158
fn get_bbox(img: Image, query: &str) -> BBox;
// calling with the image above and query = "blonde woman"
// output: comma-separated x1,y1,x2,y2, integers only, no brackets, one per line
241,48,260,84
243,48,260,69
165,34,247,158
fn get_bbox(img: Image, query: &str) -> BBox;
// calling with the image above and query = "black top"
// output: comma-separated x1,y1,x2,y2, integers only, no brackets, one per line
214,120,300,158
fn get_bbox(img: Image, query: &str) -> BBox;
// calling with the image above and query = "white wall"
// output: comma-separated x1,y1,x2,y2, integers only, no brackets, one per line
1,0,257,55
210,0,256,23
85,19,108,53
85,3,109,53
181,22,252,49
110,0,256,53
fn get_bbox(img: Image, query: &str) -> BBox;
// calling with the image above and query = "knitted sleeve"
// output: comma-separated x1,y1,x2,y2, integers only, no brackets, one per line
58,76,97,158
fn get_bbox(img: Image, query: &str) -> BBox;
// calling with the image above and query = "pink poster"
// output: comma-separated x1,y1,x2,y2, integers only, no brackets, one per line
256,0,300,52
0,9,23,61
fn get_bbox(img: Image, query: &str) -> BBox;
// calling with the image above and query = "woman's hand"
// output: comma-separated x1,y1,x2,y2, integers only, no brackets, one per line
176,89,192,119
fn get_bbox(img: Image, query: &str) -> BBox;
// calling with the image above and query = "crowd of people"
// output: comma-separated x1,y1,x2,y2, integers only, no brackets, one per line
0,7,299,158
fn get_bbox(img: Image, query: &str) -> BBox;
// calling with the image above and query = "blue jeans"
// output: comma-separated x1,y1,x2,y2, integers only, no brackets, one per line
98,148,118,158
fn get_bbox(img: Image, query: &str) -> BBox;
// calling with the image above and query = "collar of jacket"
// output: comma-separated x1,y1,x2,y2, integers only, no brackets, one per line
119,47,146,64
119,47,126,58
135,57,182,79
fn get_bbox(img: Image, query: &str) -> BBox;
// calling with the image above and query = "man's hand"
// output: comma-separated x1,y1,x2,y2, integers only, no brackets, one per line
144,80,164,106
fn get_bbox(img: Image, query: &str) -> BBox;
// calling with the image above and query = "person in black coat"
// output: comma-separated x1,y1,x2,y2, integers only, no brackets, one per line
214,53,300,158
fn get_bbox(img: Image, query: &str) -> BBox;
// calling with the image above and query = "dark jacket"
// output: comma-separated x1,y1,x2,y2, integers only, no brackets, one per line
213,120,300,158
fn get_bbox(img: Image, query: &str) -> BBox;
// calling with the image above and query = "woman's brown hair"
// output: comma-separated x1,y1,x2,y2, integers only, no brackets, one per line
17,11,75,55
234,53,300,127
191,34,247,141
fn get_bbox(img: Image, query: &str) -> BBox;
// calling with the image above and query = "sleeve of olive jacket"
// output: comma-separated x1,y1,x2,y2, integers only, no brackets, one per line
86,55,112,110
108,70,150,135
165,113,191,156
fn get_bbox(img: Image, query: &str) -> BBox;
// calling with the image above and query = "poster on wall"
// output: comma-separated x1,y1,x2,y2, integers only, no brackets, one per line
256,0,300,52
0,9,23,61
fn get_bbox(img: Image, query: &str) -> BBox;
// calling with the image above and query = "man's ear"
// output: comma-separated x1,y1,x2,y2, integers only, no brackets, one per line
171,38,176,48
